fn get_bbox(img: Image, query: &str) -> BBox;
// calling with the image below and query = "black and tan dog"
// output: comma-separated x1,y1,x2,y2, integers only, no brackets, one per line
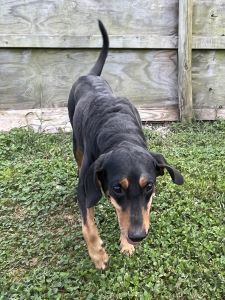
68,20,184,269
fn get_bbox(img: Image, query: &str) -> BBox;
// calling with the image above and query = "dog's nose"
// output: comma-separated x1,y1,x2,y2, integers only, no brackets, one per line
128,230,147,243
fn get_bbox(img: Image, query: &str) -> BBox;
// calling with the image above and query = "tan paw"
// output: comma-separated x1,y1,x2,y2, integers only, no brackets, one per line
120,242,135,256
90,247,109,270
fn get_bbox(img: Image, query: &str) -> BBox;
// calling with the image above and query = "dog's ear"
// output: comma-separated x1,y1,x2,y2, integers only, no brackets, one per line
150,152,184,185
84,152,111,208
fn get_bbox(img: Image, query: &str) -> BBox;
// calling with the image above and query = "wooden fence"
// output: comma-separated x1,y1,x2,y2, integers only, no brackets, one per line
0,0,225,131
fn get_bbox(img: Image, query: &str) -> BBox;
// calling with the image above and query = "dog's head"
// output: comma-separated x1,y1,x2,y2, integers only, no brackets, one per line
84,146,183,244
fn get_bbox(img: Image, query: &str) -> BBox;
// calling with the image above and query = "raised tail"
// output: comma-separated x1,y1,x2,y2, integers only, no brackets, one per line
89,20,109,76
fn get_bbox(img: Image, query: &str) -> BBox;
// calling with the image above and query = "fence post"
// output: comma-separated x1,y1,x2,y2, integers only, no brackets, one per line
178,0,193,122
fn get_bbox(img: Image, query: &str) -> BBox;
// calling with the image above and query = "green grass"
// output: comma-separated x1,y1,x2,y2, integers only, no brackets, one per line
0,121,225,299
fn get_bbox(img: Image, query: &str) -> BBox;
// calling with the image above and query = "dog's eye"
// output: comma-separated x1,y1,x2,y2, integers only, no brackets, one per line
112,184,122,194
145,182,153,192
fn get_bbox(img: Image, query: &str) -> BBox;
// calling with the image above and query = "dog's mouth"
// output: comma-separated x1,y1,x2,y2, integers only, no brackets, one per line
127,237,141,246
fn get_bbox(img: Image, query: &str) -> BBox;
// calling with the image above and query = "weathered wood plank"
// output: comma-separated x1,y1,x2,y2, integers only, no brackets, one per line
0,34,178,49
1,0,225,50
1,34,225,50
0,107,179,132
192,50,225,108
0,0,178,37
194,108,225,120
193,0,225,37
178,0,193,122
137,106,179,122
0,108,71,132
0,50,41,109
0,49,178,110
192,36,225,50
1,106,225,132
1,0,225,51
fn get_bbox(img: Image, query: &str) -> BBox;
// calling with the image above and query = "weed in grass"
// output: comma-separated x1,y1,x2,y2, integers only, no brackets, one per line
0,122,225,299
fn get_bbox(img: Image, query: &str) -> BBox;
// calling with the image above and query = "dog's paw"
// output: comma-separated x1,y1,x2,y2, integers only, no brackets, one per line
120,242,135,256
90,247,109,270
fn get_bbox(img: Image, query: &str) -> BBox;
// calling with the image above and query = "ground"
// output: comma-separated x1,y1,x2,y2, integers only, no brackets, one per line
0,121,224,299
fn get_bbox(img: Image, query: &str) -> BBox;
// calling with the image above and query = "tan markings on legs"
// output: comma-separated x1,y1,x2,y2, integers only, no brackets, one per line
120,233,135,255
142,194,154,233
110,197,135,255
119,178,129,189
82,208,108,270
75,148,83,170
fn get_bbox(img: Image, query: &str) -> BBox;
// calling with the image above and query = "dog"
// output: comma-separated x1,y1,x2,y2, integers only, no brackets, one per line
68,20,184,269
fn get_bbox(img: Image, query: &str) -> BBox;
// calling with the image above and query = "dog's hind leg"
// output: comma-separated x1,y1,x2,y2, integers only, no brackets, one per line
72,136,83,176
81,207,109,270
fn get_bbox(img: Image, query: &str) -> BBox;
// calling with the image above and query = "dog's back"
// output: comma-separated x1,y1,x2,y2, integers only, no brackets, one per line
68,20,110,126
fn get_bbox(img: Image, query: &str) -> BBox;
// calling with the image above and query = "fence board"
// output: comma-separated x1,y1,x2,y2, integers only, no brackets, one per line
1,106,225,133
192,50,225,108
0,0,178,37
0,49,178,110
2,35,225,50
0,50,41,109
192,36,225,50
193,0,225,36
178,0,193,122
0,107,179,132
0,34,178,49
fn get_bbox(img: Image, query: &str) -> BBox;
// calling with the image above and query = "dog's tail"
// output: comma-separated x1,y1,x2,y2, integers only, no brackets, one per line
89,20,109,76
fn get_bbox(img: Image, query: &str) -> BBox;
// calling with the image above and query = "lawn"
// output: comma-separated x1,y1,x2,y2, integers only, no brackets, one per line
0,121,224,299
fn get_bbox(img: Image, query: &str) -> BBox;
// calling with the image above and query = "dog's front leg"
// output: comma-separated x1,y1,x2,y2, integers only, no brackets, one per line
119,229,135,256
120,233,135,255
82,208,109,269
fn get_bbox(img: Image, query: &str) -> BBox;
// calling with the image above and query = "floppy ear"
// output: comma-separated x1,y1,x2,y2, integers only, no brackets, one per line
84,152,111,208
150,152,184,185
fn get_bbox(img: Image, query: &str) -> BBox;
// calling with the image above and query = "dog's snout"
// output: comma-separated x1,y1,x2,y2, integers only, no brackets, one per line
128,230,147,243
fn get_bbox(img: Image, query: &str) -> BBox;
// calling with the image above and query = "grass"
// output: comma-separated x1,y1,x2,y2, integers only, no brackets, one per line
0,121,225,299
